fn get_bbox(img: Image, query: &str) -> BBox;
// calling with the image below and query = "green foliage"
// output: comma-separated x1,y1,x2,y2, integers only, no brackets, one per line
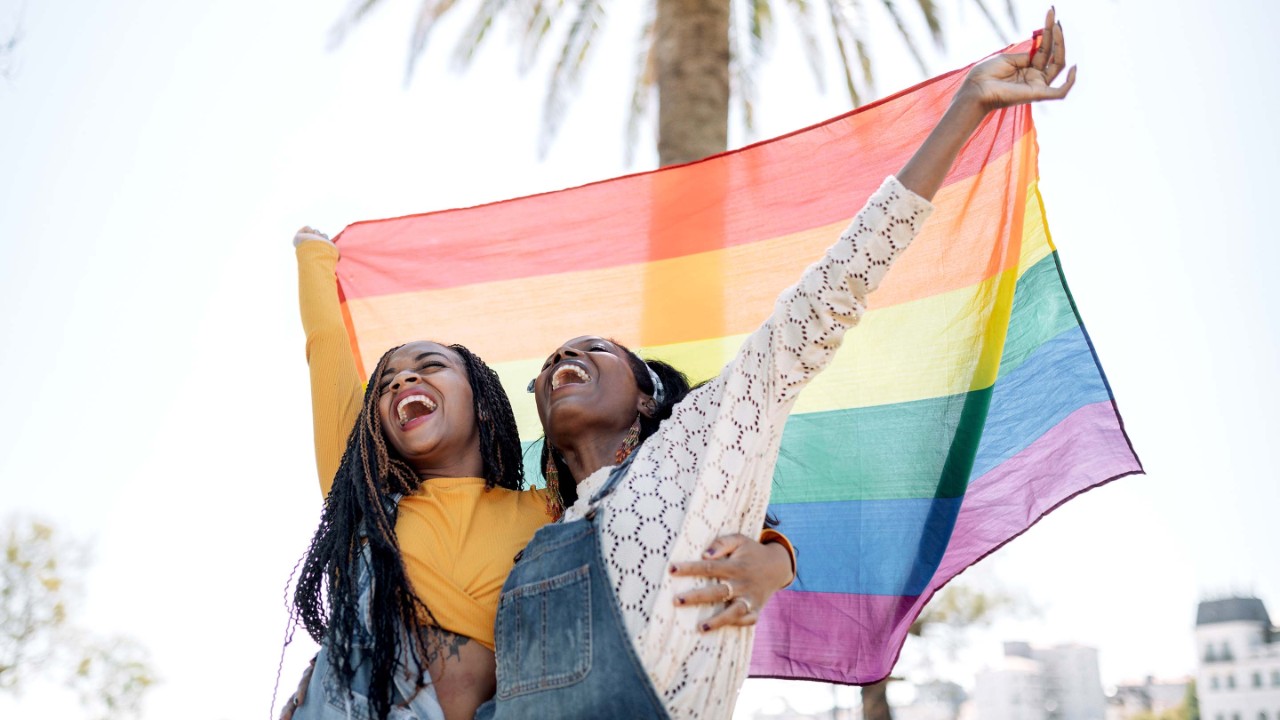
0,519,83,691
910,582,1020,635
1127,682,1199,720
1184,679,1199,720
0,517,155,720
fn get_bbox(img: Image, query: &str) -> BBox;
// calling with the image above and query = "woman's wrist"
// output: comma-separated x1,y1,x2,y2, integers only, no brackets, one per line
762,539,796,590
945,84,991,135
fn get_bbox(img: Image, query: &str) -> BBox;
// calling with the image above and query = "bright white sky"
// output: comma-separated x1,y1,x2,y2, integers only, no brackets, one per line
1,0,1277,718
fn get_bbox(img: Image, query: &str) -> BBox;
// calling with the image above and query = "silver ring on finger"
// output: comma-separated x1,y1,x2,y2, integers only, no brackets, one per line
719,579,736,601
735,596,754,614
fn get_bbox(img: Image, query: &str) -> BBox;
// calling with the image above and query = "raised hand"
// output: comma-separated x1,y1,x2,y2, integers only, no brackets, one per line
897,7,1076,201
961,7,1076,112
293,226,334,248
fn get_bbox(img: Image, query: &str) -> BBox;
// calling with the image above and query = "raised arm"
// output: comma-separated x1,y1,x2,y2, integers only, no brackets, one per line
764,9,1074,409
294,227,365,496
899,9,1074,200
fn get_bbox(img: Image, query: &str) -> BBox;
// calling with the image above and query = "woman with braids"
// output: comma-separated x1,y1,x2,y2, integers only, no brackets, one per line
480,12,1075,719
281,229,798,720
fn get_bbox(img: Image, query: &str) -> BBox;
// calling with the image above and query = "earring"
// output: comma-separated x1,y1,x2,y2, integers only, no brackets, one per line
544,449,564,519
615,415,642,465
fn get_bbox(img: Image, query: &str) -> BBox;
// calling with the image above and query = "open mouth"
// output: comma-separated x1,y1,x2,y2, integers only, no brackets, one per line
550,363,590,391
396,393,438,427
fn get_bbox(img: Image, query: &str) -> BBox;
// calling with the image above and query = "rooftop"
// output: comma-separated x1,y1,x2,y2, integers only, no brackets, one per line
1196,597,1272,627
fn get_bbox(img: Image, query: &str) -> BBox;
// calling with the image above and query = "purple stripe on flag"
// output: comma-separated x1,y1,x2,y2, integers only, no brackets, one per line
749,400,1140,683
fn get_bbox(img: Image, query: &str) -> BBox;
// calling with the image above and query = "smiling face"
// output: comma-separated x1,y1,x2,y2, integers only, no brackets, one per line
534,336,653,447
375,341,481,478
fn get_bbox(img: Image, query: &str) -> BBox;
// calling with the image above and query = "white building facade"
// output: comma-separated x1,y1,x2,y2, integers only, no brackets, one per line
975,642,1106,720
1196,597,1280,720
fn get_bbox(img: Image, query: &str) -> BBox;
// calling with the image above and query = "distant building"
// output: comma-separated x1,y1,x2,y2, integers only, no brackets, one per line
1196,596,1280,720
896,680,967,720
1107,676,1190,720
975,642,1106,720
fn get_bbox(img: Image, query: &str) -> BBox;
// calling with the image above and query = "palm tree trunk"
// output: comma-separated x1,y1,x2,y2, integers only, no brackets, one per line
862,679,893,720
654,0,730,167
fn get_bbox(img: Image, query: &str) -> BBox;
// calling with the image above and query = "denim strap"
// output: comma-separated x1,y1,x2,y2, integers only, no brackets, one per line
587,452,637,508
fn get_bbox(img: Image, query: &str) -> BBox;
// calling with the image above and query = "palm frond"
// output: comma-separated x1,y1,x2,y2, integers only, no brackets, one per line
826,0,876,107
624,2,658,166
538,0,605,157
913,0,944,48
405,0,462,83
451,0,522,71
749,0,774,60
730,0,762,138
328,0,389,50
782,0,826,92
964,0,1011,45
516,0,558,74
877,0,928,76
846,0,875,92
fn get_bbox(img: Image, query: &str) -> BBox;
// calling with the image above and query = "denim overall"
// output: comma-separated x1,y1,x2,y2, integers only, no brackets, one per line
290,494,446,720
475,456,671,720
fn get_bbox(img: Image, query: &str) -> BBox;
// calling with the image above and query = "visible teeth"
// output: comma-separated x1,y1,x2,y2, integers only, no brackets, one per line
396,394,437,424
551,364,590,390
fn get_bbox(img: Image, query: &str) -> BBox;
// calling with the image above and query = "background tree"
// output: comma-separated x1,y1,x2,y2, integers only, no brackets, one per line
0,21,18,80
328,0,1014,166
1182,679,1199,720
0,517,155,720
857,583,1022,720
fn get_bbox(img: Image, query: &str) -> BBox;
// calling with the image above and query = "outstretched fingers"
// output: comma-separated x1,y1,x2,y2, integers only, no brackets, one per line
1031,7,1056,72
1044,21,1066,81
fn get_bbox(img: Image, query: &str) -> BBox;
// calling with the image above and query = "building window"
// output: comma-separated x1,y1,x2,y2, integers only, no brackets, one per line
1259,713,1267,720
1234,714,1241,720
1222,642,1234,661
1211,675,1220,690
1256,672,1265,688
1207,645,1219,662
1272,669,1280,686
1228,674,1237,689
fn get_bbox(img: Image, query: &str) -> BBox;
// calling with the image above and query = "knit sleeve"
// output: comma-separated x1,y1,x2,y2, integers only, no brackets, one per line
296,241,365,497
761,175,933,412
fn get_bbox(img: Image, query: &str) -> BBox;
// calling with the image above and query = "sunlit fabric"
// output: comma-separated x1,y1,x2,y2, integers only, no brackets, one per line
329,42,1140,685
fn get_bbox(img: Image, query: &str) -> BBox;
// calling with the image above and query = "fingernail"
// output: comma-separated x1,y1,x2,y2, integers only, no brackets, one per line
676,596,686,605
703,548,715,557
701,623,711,632
669,564,678,574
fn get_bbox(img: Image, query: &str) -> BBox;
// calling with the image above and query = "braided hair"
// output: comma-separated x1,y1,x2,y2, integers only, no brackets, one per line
540,340,692,507
292,343,522,720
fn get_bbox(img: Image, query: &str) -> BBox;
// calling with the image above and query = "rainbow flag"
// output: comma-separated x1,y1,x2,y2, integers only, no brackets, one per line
330,42,1141,684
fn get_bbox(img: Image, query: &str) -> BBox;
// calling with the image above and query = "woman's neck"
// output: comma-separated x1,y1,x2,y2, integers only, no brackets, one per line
412,457,486,482
556,427,629,487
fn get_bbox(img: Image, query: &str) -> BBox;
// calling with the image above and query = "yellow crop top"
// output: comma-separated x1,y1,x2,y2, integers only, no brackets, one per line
297,240,554,650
